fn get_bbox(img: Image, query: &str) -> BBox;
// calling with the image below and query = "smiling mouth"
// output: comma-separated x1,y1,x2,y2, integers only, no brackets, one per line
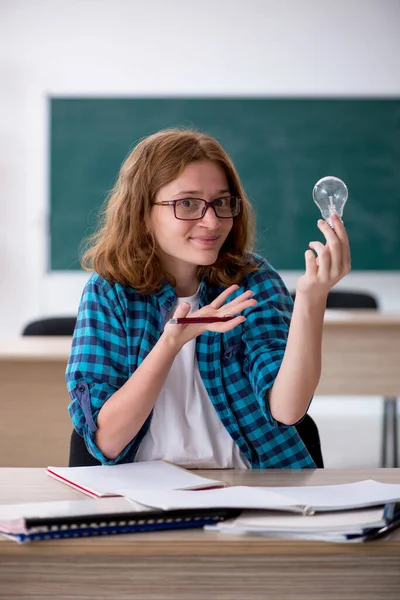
191,237,220,244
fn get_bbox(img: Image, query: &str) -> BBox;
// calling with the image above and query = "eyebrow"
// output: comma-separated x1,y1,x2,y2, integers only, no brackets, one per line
171,189,231,197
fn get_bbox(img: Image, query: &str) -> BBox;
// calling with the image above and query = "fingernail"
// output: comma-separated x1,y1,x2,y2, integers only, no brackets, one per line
181,302,190,308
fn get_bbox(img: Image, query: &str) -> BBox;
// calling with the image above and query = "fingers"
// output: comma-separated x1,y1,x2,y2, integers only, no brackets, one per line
220,291,257,315
304,249,317,277
164,290,253,348
207,315,246,333
209,284,257,314
173,302,192,319
317,219,342,279
209,284,240,309
164,301,194,343
308,240,331,280
331,213,351,273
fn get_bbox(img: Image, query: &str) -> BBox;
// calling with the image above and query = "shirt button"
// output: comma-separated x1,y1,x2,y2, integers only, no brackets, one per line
78,384,86,393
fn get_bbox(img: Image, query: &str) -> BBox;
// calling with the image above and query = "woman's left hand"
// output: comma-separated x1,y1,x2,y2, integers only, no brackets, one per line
295,213,351,298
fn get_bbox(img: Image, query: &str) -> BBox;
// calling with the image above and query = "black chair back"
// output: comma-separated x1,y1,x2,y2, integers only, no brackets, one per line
69,429,102,467
296,414,324,468
291,290,379,310
22,316,77,336
326,291,378,309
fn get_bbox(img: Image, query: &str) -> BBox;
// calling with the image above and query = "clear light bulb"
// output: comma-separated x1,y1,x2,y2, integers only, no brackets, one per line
312,176,348,227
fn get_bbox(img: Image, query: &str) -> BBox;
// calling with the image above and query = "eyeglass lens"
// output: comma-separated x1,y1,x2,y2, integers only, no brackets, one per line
175,197,240,219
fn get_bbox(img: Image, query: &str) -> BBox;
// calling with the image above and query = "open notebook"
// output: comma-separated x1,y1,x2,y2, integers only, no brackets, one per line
46,461,227,498
123,480,400,515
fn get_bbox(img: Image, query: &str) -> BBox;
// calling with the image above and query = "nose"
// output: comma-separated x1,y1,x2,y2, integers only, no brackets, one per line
200,205,221,228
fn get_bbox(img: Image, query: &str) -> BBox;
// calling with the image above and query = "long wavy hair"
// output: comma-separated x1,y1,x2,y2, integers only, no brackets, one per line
81,128,259,292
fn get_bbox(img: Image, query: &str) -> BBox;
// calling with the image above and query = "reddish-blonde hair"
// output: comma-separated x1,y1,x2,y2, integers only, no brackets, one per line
81,128,258,292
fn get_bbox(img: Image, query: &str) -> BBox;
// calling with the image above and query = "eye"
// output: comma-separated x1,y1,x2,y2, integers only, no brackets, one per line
213,197,230,207
177,198,202,210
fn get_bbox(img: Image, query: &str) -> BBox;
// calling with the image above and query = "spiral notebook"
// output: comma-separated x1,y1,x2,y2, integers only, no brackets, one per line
0,496,240,544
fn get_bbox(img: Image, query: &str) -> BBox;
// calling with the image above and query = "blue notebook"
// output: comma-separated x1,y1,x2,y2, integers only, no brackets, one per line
0,496,240,544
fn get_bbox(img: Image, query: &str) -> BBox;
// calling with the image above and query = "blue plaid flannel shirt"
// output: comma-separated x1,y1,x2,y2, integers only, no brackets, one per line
66,255,315,468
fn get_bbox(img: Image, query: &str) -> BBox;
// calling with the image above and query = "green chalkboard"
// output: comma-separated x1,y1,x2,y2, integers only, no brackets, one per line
50,98,400,271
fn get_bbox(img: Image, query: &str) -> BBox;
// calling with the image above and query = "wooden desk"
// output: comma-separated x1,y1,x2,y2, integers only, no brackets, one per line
0,468,400,600
0,312,399,467
0,337,73,468
316,311,400,396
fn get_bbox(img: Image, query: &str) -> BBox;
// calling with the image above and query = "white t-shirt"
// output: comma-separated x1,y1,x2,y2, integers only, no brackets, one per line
135,287,250,469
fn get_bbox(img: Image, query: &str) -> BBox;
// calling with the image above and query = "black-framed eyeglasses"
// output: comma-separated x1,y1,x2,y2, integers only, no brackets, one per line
153,196,241,221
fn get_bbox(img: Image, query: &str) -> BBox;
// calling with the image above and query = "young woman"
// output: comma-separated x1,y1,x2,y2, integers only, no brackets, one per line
66,128,351,469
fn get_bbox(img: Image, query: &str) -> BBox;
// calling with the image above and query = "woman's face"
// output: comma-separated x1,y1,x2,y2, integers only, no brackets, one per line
150,160,234,280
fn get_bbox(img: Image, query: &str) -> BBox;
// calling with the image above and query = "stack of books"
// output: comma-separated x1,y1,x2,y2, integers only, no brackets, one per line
2,462,400,543
206,505,400,543
124,478,400,543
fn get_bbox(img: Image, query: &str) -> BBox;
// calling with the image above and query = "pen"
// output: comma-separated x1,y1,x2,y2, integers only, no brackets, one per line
360,518,400,542
168,316,235,324
383,502,398,522
350,503,400,543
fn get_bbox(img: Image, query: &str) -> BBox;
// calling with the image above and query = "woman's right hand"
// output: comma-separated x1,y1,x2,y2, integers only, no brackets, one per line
162,284,258,352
